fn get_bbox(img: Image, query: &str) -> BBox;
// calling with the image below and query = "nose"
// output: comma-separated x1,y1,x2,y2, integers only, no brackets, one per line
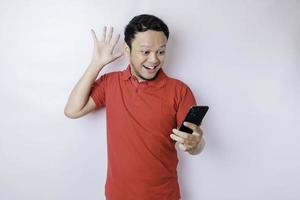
147,52,159,64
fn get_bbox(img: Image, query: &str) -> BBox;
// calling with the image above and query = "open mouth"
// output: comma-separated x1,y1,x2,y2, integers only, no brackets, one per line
143,65,158,70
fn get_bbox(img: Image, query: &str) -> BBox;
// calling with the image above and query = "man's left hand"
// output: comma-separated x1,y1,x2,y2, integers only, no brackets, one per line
170,122,203,154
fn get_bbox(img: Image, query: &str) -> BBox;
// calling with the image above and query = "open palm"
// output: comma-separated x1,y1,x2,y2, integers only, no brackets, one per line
90,26,124,67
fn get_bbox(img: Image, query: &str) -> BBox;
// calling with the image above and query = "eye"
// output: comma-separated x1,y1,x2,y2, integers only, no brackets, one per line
158,50,166,55
141,51,150,55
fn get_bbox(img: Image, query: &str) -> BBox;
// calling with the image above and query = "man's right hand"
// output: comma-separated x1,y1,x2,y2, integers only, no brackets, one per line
90,26,124,69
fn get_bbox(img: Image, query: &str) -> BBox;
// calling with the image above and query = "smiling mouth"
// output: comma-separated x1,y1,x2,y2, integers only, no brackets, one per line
143,65,158,70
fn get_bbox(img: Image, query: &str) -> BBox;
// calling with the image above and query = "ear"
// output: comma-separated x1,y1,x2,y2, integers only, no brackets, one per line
123,42,130,57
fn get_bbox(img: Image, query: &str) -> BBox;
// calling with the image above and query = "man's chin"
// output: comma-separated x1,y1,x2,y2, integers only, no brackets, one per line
142,76,156,81
140,71,160,81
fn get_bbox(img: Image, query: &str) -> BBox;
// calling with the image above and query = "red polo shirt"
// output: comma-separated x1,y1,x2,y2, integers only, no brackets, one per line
90,65,196,200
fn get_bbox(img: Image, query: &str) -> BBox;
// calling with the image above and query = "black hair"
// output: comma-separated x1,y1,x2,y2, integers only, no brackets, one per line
124,14,169,50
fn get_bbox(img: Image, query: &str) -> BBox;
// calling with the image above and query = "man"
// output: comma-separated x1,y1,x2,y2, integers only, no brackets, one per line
64,14,205,200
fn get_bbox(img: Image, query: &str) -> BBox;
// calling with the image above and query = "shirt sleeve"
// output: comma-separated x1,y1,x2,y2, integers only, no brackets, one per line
176,86,197,128
90,74,107,109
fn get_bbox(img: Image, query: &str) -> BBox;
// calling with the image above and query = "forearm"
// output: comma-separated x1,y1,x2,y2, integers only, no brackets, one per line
64,63,104,114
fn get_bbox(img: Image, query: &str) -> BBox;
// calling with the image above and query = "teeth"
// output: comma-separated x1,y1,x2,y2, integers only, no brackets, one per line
143,65,156,69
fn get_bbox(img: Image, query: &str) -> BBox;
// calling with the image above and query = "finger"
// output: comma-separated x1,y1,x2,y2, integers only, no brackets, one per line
111,52,124,61
106,26,113,42
91,29,98,44
111,34,121,47
101,26,107,41
113,51,124,59
183,121,198,131
194,127,203,137
170,133,185,144
185,138,199,146
172,128,189,139
190,126,203,138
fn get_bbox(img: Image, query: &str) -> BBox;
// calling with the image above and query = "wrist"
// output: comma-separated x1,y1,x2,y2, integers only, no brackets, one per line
83,63,104,81
88,60,106,70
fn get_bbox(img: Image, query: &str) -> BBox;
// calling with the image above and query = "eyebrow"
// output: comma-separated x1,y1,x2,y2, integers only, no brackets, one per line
139,44,166,48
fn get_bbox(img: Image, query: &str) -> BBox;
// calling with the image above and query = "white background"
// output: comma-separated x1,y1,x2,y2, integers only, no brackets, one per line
1,0,300,199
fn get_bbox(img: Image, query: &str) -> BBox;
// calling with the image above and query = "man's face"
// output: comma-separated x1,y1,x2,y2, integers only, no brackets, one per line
125,30,168,82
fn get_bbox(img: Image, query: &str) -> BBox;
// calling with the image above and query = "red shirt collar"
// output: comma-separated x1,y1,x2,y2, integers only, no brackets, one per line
121,64,167,88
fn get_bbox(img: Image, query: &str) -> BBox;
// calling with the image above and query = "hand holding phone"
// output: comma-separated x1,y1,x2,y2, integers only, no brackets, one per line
178,106,209,134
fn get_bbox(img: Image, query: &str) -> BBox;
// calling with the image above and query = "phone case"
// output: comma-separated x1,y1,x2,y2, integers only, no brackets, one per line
178,106,209,134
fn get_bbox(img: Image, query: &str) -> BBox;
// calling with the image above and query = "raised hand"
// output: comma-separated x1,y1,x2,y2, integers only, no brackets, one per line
90,26,124,68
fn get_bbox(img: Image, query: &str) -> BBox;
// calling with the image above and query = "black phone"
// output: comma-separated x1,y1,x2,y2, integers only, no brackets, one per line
178,105,209,134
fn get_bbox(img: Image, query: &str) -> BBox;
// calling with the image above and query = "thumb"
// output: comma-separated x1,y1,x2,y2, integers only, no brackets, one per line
113,52,124,60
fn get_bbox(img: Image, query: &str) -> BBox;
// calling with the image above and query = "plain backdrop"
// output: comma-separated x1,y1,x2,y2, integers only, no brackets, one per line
1,0,300,200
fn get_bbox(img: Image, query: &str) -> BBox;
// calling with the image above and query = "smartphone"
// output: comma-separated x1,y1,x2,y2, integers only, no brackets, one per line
178,105,209,134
